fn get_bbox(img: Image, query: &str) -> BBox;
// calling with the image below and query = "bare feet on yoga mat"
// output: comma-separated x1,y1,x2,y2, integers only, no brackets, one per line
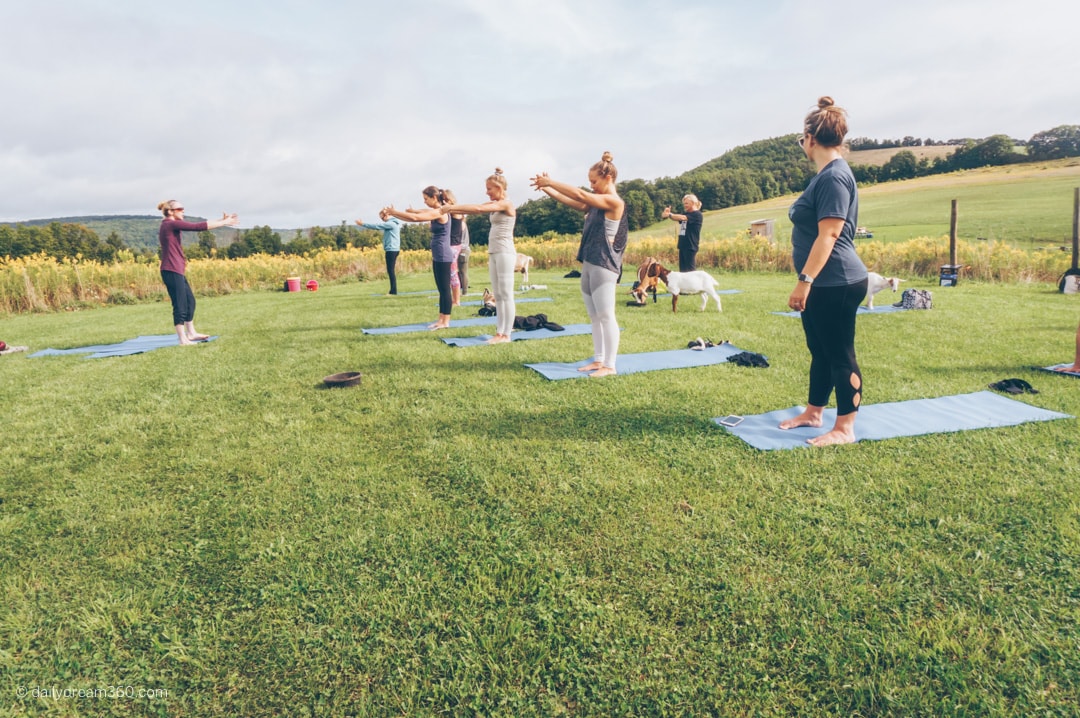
486,334,511,344
189,333,210,342
807,428,857,446
577,360,604,373
428,321,451,331
588,367,617,378
778,410,823,430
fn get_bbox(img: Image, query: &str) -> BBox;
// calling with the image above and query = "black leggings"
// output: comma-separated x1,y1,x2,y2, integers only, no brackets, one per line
433,261,453,315
678,247,697,272
161,270,195,326
800,278,867,416
385,251,399,295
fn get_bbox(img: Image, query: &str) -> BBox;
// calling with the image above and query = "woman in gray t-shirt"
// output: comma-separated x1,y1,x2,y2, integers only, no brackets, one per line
780,97,868,446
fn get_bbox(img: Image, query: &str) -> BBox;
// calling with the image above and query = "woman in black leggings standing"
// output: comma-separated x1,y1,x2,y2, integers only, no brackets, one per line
384,187,453,329
157,200,238,344
779,97,868,446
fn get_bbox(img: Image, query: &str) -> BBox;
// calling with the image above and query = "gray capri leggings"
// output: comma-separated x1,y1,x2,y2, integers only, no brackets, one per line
580,261,620,369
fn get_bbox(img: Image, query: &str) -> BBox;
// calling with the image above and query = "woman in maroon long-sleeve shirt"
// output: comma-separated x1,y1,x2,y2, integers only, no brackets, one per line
156,200,239,344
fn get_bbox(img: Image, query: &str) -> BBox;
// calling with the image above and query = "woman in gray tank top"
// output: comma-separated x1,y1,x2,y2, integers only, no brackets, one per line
531,152,626,377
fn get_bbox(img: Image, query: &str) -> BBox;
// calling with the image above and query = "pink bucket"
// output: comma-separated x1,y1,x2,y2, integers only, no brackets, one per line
285,277,301,292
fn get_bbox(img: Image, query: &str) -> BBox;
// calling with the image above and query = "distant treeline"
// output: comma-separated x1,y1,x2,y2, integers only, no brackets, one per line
850,125,1080,184
4,125,1077,262
0,222,131,263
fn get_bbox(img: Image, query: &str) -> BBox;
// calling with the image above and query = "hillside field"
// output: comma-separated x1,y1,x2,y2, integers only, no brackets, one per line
635,158,1080,249
846,145,969,166
1,272,1078,716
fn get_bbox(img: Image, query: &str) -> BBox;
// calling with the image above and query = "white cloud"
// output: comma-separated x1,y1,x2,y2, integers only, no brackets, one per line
1,0,1077,227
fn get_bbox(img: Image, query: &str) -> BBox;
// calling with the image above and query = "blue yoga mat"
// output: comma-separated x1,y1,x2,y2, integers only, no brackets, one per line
29,335,218,359
773,304,912,318
714,390,1073,450
442,323,593,347
362,317,497,335
526,342,750,380
371,289,438,296
1036,364,1080,378
450,297,553,307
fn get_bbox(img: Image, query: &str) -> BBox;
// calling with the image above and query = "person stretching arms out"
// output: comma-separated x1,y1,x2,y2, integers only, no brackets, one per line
531,152,627,377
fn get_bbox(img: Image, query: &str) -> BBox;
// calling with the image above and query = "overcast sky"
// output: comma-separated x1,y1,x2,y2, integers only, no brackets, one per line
1,0,1077,228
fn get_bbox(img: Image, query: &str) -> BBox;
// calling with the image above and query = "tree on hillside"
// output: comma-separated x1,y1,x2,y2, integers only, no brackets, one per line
516,196,585,237
622,188,655,231
1028,125,1080,161
948,135,1018,169
880,150,919,181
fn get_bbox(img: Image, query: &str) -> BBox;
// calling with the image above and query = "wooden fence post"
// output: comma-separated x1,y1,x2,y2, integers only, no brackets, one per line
1072,187,1078,271
950,199,958,267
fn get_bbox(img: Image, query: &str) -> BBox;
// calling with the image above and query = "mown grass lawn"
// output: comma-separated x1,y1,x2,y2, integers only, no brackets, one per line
2,270,1079,716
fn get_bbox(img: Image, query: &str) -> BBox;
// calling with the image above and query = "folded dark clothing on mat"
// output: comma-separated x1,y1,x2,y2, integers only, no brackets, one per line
989,378,1038,394
727,351,769,368
513,314,564,331
564,270,581,278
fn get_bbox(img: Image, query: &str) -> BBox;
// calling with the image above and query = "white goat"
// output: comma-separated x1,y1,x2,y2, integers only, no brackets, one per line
657,268,722,313
866,271,903,309
514,253,533,287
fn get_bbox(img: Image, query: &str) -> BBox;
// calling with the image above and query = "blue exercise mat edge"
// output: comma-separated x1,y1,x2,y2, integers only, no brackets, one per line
441,323,593,347
714,390,1073,450
526,342,753,380
29,334,218,359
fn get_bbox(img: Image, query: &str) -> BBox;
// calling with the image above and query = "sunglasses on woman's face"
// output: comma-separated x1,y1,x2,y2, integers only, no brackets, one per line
797,135,807,148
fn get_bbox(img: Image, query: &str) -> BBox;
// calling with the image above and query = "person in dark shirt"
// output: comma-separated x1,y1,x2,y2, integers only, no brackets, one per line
779,97,868,446
662,194,703,271
156,200,239,345
384,187,454,329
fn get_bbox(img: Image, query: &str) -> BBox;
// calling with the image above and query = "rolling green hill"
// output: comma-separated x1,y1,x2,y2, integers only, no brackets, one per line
634,158,1080,249
1,215,243,251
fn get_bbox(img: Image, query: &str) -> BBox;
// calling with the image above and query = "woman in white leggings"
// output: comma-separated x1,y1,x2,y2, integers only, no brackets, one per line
441,168,517,343
532,152,627,377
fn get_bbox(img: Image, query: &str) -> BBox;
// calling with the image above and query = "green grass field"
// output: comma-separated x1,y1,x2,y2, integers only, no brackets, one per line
635,158,1080,250
2,271,1079,716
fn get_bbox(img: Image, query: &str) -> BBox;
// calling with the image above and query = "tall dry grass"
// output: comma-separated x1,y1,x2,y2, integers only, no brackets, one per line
1,236,1073,314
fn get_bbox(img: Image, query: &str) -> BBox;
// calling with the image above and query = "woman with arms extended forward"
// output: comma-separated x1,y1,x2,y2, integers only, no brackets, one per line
157,200,239,344
780,97,868,446
384,186,453,329
355,209,403,295
531,152,627,377
441,168,517,343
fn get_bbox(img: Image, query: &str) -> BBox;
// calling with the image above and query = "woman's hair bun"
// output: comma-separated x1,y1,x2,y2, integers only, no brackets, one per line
601,151,614,163
493,167,503,175
817,96,835,109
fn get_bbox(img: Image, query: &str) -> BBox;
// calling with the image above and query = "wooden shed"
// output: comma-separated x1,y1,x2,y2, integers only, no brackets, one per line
749,219,775,241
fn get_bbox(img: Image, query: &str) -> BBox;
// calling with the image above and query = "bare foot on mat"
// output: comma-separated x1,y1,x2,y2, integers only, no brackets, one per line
778,411,823,430
807,428,857,447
